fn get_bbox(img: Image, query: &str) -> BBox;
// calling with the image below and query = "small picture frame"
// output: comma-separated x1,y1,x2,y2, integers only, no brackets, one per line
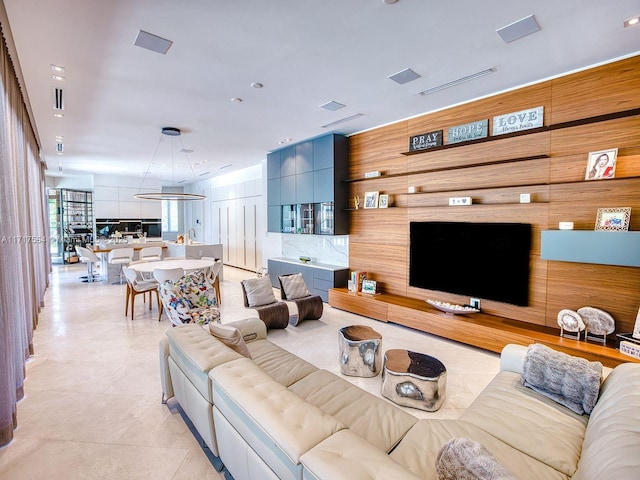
378,194,389,208
363,191,379,209
361,279,377,294
585,148,618,180
594,207,631,231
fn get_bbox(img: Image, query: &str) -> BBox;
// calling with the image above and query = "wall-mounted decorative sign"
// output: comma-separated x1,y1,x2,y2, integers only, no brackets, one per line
447,119,488,144
492,106,544,136
409,130,443,151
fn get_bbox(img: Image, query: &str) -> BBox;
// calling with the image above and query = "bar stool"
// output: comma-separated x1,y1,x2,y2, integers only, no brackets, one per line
139,246,163,262
75,245,101,282
107,247,134,285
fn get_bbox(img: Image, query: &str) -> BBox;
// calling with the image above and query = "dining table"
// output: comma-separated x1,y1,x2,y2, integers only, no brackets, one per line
127,258,216,275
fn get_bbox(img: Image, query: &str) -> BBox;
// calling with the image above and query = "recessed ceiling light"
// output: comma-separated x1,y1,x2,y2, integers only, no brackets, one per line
230,97,243,103
624,16,640,28
55,135,64,141
277,138,293,145
496,14,540,43
251,82,263,89
50,64,65,73
134,30,173,55
320,100,346,111
53,113,64,118
51,74,65,81
388,68,421,85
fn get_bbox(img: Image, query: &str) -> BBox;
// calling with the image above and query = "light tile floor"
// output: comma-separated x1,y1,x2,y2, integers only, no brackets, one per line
0,262,500,479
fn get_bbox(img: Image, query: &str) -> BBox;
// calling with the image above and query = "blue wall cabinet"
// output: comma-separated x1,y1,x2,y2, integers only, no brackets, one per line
266,133,349,235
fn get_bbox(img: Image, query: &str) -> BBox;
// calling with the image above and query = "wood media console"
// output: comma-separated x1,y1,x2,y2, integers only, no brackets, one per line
328,288,638,368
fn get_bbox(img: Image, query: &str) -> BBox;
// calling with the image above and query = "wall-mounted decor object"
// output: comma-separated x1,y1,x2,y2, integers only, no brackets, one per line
363,191,379,209
447,119,488,144
585,148,618,180
448,196,472,206
378,194,389,208
364,170,381,178
409,130,443,152
354,196,360,209
594,207,631,231
492,106,543,135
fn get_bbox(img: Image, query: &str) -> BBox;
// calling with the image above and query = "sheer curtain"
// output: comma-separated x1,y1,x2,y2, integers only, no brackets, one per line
0,23,50,447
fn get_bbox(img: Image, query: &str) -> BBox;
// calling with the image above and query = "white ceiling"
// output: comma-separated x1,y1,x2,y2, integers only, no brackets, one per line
3,0,639,186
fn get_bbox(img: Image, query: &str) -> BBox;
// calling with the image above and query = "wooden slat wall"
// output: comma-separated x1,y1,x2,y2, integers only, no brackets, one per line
347,55,640,334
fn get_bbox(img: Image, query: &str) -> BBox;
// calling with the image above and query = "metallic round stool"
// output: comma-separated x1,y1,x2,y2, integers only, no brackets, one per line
338,325,382,377
382,349,447,411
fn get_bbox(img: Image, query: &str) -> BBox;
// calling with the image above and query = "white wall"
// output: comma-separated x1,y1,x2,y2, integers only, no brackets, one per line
93,174,162,219
186,163,273,272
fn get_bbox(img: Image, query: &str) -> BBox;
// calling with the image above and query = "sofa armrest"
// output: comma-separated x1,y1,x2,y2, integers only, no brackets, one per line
500,344,528,374
159,337,174,402
301,430,421,480
225,317,267,343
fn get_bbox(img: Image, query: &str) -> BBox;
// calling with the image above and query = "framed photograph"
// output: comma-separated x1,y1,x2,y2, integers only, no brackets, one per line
378,194,389,208
361,279,377,294
363,191,379,209
585,148,618,180
594,207,631,231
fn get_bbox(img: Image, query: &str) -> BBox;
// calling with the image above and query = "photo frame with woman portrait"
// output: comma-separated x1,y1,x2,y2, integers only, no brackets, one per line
585,148,618,180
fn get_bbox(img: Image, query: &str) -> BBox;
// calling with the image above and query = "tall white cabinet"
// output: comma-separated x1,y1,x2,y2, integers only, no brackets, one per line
214,197,261,271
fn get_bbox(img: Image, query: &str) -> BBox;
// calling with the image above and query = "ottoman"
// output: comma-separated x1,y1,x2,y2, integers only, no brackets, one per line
338,325,383,377
382,349,447,411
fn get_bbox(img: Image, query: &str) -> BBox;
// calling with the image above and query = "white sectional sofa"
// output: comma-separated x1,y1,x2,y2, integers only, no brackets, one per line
159,319,640,480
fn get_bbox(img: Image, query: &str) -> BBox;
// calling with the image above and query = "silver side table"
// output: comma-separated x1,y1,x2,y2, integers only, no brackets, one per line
338,325,383,377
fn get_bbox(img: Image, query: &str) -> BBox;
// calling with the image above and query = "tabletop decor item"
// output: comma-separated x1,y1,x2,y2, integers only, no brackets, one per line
426,299,479,315
594,207,631,231
364,191,379,209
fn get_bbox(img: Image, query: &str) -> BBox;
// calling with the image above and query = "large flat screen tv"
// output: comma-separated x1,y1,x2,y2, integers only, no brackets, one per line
409,221,532,306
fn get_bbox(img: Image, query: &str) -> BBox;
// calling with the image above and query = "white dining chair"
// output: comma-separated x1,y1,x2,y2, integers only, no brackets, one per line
201,257,222,305
123,267,160,320
139,246,163,262
153,267,185,321
107,247,134,285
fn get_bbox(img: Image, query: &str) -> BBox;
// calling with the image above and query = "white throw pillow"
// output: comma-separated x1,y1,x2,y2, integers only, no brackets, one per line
242,276,277,307
279,273,311,300
209,322,252,359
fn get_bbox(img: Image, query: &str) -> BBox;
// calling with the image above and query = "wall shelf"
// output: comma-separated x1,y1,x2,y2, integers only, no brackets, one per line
541,230,640,267
345,107,640,184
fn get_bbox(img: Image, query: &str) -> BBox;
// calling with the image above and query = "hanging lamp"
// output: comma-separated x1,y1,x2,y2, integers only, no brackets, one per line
134,127,206,201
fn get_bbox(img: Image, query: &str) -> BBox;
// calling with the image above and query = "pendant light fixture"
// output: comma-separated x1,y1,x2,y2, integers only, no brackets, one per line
134,127,206,201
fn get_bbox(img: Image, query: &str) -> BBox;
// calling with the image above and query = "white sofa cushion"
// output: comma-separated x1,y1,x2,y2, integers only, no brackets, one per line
166,324,243,401
247,339,318,387
211,358,346,468
460,370,587,477
289,369,418,453
572,363,640,480
390,419,568,480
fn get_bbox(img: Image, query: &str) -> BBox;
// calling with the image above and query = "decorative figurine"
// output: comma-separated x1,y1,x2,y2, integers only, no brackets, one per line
354,195,360,209
557,309,585,340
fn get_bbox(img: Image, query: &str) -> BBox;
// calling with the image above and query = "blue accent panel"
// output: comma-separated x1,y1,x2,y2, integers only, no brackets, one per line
541,231,640,267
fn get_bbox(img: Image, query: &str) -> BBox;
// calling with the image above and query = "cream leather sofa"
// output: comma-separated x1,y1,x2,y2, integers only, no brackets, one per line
159,320,640,480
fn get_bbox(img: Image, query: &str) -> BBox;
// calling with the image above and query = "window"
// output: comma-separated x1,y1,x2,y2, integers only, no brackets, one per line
162,200,179,232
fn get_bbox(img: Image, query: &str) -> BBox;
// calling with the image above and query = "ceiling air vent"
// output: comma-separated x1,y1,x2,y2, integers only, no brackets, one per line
52,87,64,111
55,142,64,154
